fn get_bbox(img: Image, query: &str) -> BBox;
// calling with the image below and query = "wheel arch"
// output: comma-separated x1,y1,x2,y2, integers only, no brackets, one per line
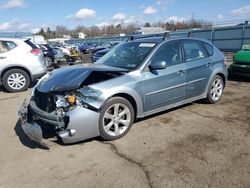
216,72,226,88
112,93,138,119
1,66,32,83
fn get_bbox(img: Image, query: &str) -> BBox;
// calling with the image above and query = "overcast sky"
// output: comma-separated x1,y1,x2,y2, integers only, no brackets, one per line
0,0,250,33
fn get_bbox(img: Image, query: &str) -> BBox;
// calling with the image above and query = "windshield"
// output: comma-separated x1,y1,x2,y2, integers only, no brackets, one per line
96,41,156,70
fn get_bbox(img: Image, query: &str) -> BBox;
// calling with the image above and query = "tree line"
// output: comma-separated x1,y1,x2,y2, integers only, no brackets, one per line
36,19,212,39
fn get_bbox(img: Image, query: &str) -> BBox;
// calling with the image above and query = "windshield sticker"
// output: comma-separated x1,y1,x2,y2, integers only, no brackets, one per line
127,64,137,68
139,43,155,48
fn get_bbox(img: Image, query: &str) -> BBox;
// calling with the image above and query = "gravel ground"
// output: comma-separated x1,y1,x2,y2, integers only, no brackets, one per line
0,65,249,188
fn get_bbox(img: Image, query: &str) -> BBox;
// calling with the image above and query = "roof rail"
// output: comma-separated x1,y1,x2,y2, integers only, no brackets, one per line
127,32,170,41
163,32,170,40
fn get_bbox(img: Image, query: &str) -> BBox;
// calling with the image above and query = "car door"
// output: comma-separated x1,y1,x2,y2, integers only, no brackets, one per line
141,40,187,113
181,40,214,98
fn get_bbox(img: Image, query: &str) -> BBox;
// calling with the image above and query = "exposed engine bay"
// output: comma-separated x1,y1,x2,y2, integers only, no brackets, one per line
30,65,127,132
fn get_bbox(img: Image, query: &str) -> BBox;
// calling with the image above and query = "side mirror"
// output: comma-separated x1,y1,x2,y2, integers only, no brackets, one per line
149,61,167,70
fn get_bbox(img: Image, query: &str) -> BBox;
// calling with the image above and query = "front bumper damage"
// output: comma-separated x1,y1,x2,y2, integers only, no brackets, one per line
18,98,100,147
18,99,47,147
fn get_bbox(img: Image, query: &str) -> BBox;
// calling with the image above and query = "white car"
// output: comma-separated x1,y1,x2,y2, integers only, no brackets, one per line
0,38,47,92
51,44,71,56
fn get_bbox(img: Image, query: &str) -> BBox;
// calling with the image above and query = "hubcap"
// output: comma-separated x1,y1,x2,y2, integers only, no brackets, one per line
7,73,26,90
103,103,131,137
210,78,223,101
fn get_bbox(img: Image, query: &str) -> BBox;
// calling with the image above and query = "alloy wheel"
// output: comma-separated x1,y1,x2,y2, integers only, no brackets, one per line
7,73,26,90
210,78,223,101
102,103,131,137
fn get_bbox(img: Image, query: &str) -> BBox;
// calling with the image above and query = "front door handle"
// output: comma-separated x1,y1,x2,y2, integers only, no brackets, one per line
0,56,6,59
206,63,213,67
177,70,185,75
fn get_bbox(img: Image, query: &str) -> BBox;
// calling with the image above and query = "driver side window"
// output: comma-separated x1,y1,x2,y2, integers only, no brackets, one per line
151,41,181,67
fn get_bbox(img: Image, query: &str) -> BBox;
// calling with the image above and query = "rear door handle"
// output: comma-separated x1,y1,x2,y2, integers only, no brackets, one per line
0,56,6,59
206,63,213,67
177,70,185,75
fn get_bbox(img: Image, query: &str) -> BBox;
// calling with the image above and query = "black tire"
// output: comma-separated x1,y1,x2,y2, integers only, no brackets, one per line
205,75,224,104
99,97,135,141
2,69,30,92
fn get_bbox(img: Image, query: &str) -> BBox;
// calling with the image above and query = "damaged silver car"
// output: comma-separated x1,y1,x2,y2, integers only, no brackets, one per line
19,36,227,146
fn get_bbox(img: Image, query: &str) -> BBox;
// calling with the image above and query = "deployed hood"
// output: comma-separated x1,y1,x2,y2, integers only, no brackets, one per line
36,64,127,93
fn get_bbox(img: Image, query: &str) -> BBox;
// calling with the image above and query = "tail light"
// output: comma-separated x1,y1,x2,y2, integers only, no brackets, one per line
30,49,41,55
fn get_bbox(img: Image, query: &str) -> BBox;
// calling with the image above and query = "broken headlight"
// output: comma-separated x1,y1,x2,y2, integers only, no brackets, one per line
54,94,81,109
54,87,101,112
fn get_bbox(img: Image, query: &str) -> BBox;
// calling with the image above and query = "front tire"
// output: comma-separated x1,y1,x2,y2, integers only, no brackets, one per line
2,69,30,92
99,97,135,141
205,75,224,104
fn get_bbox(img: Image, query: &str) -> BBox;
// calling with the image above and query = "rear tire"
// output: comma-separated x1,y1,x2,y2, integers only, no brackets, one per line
205,75,224,104
2,69,30,92
99,97,135,141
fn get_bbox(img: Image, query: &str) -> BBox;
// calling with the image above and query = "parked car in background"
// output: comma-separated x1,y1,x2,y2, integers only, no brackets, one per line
92,42,121,62
92,48,109,62
0,38,46,92
229,44,250,78
51,47,65,65
19,36,227,146
51,44,71,56
79,43,98,54
92,41,120,54
38,44,56,67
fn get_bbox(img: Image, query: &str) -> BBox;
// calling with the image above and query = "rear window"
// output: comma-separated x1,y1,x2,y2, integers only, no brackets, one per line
204,43,214,56
24,40,38,49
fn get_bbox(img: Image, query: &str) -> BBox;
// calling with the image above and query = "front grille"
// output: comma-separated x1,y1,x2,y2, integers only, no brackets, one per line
235,61,250,66
34,89,56,113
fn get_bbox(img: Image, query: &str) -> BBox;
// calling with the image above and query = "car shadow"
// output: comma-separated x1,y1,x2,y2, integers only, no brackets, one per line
14,119,50,150
52,136,102,146
29,80,38,88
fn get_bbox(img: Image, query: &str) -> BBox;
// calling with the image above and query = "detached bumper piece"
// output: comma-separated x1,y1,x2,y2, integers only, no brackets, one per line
18,100,48,147
18,99,68,148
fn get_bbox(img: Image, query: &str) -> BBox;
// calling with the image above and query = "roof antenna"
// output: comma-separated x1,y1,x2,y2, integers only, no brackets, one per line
163,32,170,40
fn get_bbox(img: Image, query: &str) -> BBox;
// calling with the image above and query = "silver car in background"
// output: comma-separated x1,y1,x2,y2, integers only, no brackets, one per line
19,36,227,147
0,38,47,92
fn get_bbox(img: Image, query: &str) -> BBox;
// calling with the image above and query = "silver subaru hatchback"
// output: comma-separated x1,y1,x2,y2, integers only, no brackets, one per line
19,36,227,147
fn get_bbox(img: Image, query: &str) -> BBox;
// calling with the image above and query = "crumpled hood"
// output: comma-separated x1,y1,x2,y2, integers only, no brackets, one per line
36,64,127,93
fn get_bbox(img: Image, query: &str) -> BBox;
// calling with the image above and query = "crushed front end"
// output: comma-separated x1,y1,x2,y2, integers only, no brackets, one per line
18,65,126,147
18,88,101,147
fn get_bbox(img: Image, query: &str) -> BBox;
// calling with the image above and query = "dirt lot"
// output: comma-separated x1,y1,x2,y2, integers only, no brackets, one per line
0,77,250,188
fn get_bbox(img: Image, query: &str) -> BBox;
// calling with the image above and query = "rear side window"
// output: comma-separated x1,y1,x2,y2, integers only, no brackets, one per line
0,41,17,53
182,40,206,62
24,40,38,49
204,43,214,56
